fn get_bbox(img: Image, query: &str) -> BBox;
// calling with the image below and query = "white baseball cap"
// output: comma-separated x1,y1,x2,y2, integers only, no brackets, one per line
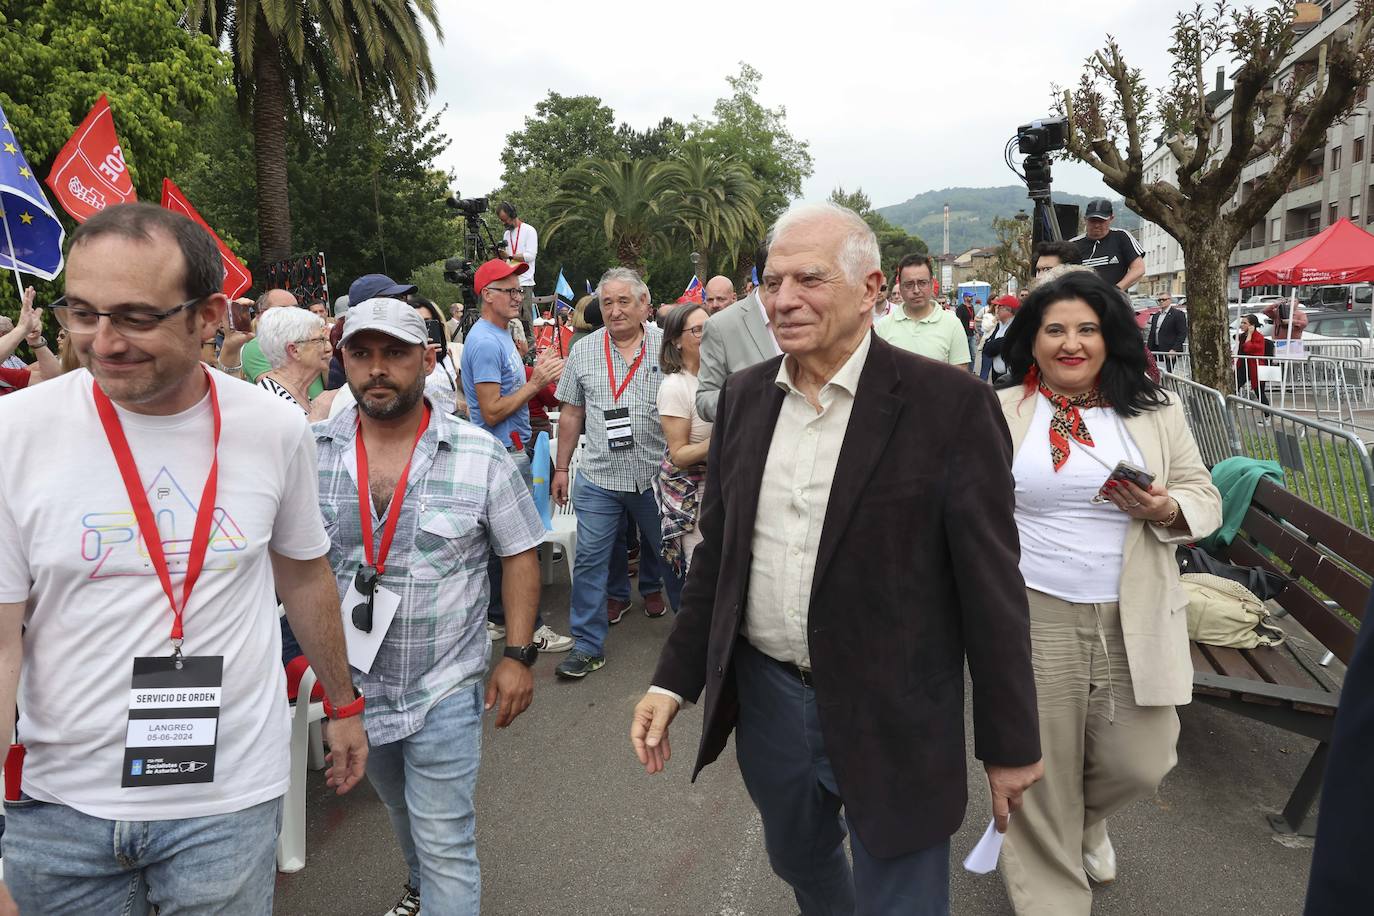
340,297,427,346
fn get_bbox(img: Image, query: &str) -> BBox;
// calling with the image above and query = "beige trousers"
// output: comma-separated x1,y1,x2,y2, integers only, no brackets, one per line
1000,589,1180,916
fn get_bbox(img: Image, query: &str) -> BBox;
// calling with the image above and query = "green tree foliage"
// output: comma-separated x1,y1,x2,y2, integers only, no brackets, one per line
409,260,466,310
673,146,764,280
0,0,230,203
827,186,928,279
691,63,813,222
179,87,459,291
183,0,442,264
545,159,690,274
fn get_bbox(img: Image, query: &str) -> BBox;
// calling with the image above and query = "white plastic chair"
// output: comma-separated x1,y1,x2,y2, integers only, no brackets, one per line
540,437,582,585
276,665,327,874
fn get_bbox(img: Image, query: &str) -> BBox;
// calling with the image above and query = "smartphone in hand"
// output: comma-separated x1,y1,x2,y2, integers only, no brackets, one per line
1091,461,1156,504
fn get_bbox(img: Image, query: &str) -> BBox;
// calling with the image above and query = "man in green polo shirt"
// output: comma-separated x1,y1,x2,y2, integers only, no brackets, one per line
875,253,970,366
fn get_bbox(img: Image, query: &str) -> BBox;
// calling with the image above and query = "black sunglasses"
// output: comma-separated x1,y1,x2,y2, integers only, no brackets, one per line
351,564,379,632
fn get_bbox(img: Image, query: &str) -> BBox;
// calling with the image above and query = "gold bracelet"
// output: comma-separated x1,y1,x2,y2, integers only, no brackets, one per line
1151,499,1180,528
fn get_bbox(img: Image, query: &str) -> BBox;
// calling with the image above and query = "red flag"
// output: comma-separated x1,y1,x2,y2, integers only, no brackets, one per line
160,179,252,299
44,95,136,222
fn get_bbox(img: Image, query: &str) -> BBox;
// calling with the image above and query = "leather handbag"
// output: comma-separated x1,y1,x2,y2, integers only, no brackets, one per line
1176,544,1291,602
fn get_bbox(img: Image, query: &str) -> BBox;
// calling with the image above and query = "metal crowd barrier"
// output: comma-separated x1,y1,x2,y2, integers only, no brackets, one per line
1225,395,1374,535
1160,372,1242,468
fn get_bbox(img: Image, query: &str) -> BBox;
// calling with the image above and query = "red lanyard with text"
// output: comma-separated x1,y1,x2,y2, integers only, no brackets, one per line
355,404,431,576
93,369,221,659
604,332,646,404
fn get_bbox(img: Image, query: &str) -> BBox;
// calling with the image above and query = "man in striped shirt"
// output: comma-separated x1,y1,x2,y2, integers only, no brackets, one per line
1071,199,1145,291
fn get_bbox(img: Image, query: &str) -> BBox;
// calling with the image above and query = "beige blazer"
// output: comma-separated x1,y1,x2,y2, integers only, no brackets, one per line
999,386,1223,706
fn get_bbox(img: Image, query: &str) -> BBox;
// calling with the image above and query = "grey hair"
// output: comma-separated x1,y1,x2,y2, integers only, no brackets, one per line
257,307,324,369
597,266,650,303
767,202,881,286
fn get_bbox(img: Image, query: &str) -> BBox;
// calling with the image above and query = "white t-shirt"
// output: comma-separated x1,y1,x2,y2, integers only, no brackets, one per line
1011,396,1143,603
656,370,712,447
0,368,330,821
502,221,538,287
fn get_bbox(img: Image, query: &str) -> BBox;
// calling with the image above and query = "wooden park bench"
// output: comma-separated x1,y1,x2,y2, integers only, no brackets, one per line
1190,477,1368,836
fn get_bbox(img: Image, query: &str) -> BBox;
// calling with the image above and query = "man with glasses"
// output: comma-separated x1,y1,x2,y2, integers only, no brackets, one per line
318,298,546,916
875,253,971,367
461,259,573,653
703,275,736,315
1146,292,1187,372
0,202,366,915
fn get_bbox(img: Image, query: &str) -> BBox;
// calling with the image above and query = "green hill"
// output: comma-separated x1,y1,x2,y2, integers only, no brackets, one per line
876,186,1140,255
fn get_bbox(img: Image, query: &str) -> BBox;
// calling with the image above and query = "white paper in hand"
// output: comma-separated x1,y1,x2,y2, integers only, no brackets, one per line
962,818,1006,874
342,581,401,673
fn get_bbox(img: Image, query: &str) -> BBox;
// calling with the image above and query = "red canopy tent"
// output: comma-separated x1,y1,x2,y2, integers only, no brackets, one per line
1240,217,1374,287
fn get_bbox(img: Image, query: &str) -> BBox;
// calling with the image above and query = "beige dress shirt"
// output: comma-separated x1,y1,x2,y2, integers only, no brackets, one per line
649,333,871,705
742,333,871,669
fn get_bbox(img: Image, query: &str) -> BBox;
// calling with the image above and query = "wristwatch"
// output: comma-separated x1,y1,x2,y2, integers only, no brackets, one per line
503,644,539,667
27,336,47,349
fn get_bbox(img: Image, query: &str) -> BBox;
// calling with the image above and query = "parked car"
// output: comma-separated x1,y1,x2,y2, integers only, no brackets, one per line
1297,284,1374,311
1131,297,1161,331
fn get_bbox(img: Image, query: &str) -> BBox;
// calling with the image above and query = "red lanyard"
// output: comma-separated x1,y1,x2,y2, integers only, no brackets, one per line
509,223,521,256
93,369,221,653
355,405,431,576
603,331,646,404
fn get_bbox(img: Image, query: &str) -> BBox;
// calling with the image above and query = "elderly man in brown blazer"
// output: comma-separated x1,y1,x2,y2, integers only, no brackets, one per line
630,202,1044,916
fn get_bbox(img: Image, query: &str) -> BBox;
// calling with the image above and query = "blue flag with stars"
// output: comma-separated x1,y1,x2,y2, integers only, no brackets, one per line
0,102,65,281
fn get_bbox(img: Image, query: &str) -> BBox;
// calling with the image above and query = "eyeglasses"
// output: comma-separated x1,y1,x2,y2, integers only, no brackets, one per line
50,295,206,337
297,335,332,347
485,286,522,298
900,279,934,291
351,565,379,632
681,326,705,339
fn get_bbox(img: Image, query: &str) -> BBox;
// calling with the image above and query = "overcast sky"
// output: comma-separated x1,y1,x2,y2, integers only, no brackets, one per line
424,0,1263,210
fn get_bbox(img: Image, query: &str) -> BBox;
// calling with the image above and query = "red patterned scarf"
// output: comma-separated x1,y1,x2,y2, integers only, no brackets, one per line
1037,381,1110,471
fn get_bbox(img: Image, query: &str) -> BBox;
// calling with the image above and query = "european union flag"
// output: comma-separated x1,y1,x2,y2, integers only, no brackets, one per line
0,103,66,281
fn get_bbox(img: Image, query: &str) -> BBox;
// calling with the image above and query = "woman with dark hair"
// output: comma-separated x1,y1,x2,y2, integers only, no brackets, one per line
411,297,463,416
653,302,712,574
1236,313,1274,405
993,270,1221,915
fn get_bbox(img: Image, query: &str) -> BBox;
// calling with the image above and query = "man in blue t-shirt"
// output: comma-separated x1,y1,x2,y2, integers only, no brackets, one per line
461,259,571,652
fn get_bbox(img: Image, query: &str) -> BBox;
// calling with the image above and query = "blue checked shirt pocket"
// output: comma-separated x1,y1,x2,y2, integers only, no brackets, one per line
410,508,483,580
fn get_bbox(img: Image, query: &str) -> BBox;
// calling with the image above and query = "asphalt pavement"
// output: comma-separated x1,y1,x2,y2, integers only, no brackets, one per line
274,573,1321,916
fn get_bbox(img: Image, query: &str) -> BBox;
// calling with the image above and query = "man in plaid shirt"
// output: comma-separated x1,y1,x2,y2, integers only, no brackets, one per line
315,299,545,916
551,267,683,680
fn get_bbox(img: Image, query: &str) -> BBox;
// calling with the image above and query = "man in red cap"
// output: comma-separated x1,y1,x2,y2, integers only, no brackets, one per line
461,259,572,653
979,294,1019,382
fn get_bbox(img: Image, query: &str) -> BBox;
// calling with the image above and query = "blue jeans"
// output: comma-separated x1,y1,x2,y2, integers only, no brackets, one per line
2,795,281,915
569,474,682,657
366,681,484,915
979,353,996,382
734,641,951,915
486,451,543,629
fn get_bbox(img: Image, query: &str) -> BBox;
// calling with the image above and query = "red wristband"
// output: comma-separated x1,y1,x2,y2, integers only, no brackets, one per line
323,690,365,720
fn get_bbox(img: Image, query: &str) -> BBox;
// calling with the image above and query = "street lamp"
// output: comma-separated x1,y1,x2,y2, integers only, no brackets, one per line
690,251,701,277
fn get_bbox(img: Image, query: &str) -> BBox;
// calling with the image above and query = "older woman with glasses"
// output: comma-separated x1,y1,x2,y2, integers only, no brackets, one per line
654,302,712,575
255,306,334,419
993,270,1220,915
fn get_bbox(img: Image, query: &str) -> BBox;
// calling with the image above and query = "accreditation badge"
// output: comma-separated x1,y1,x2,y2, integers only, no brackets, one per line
122,655,223,787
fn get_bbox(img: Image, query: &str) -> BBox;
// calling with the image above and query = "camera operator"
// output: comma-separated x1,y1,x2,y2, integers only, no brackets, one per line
1071,199,1145,292
497,202,538,324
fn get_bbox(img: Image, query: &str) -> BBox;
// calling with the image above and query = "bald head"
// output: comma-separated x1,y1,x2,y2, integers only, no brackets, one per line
704,275,735,314
257,288,298,312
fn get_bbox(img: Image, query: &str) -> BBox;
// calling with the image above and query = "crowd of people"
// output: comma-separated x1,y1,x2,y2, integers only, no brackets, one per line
0,195,1362,916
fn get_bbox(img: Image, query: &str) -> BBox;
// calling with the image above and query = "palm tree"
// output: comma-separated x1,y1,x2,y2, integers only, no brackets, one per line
545,159,691,274
671,146,764,280
183,0,441,265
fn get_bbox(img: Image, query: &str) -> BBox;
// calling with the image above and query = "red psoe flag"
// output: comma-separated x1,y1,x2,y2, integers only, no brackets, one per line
160,179,252,299
44,94,136,222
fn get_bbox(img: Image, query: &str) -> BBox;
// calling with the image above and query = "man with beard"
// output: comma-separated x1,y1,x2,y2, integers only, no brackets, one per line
314,298,546,915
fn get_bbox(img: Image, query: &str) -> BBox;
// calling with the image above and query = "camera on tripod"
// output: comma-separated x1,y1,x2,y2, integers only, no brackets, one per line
1009,116,1075,244
446,194,489,217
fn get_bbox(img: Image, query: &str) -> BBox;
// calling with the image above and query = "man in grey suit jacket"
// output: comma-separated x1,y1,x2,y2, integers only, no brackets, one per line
696,287,780,421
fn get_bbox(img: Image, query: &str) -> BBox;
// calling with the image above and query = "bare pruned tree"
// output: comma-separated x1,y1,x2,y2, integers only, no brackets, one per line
1058,0,1374,391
